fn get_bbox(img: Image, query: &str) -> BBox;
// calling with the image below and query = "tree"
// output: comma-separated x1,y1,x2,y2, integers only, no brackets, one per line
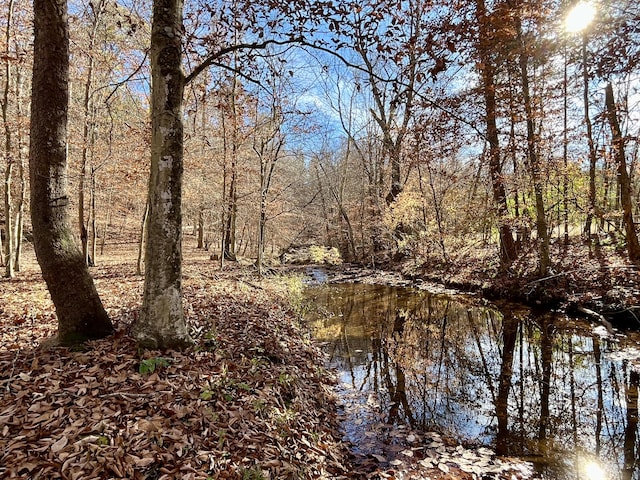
132,0,193,349
1,0,27,276
510,0,550,275
76,0,108,267
474,0,518,268
1,0,15,278
29,0,113,344
252,86,286,274
604,82,640,263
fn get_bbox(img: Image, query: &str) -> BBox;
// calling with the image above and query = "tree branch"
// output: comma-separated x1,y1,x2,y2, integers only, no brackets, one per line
184,38,303,85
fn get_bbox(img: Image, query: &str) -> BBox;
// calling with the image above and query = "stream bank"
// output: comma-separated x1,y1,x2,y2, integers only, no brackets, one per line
283,236,640,331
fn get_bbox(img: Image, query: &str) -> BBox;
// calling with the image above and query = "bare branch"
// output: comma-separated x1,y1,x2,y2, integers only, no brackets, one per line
184,38,303,85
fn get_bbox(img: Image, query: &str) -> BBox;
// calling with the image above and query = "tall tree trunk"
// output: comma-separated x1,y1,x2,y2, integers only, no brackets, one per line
133,0,192,349
90,168,97,263
581,36,598,238
78,0,107,266
563,45,570,247
475,0,517,268
223,75,239,262
29,0,113,344
224,162,237,260
2,0,15,278
604,82,640,262
100,185,112,255
513,6,550,275
13,61,26,272
257,189,266,275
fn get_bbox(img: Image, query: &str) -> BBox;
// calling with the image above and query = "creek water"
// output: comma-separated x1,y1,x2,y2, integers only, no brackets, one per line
304,281,640,479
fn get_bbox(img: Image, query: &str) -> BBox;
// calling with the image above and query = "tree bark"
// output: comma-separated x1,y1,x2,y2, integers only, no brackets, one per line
136,200,149,276
2,0,15,278
604,82,640,262
13,60,26,272
29,0,113,344
475,0,517,268
197,207,204,249
581,36,598,238
133,0,192,349
78,0,106,267
513,5,550,275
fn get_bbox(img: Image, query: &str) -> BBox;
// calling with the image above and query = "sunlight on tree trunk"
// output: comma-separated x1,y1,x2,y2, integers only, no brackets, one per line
136,200,149,276
13,63,26,272
581,36,598,239
133,0,192,350
604,82,640,263
29,0,113,345
2,0,15,278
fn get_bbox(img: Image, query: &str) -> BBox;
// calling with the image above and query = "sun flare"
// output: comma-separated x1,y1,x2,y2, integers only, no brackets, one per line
565,1,597,33
583,460,607,480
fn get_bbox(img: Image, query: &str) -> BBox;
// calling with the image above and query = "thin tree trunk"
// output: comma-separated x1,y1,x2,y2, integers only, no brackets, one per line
30,0,113,344
197,207,204,249
136,200,149,276
13,60,25,272
563,45,569,247
100,185,112,255
90,168,97,263
604,82,640,262
257,190,266,275
78,0,106,266
514,6,550,275
2,0,15,278
582,36,598,238
133,0,192,349
223,77,238,261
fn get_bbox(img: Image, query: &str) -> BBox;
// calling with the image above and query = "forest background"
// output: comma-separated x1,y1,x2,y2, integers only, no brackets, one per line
2,0,640,311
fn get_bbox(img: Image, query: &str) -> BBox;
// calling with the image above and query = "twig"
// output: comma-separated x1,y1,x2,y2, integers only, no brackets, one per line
100,391,171,399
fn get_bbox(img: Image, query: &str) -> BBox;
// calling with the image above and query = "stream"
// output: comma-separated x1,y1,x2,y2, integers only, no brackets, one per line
303,280,640,479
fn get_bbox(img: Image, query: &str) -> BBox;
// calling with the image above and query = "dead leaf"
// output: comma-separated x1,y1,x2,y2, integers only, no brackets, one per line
51,435,68,453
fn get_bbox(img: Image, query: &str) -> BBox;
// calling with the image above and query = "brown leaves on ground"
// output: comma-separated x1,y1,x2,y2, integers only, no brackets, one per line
0,246,349,479
1,245,542,480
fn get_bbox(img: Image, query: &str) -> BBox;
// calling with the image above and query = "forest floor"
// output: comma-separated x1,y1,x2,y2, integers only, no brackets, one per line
0,243,532,480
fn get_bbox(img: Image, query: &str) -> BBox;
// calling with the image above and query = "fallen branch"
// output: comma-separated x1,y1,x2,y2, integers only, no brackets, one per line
526,265,639,286
577,306,615,335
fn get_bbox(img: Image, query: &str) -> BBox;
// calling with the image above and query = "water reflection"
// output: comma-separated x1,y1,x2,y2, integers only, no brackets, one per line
305,283,640,479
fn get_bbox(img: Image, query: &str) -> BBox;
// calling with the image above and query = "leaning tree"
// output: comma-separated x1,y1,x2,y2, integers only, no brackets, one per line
29,0,113,345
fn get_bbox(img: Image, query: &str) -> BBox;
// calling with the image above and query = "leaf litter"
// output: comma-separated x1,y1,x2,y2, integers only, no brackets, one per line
1,248,351,479
1,246,538,479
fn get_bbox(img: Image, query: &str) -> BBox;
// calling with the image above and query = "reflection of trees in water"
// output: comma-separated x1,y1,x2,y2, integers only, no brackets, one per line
306,284,640,478
623,367,638,480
